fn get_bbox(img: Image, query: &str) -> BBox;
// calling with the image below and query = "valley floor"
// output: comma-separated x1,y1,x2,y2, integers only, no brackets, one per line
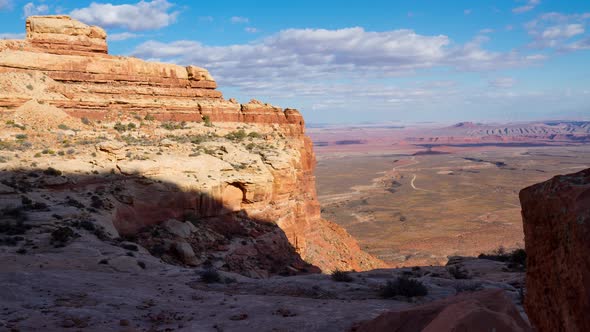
315,145,590,266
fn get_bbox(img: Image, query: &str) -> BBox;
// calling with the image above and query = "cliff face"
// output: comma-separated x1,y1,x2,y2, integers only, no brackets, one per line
520,168,590,332
0,16,383,273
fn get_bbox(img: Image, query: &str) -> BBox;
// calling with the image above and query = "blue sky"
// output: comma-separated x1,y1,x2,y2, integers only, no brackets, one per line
1,0,589,124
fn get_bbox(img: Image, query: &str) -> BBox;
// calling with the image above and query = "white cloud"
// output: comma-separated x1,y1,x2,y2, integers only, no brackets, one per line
23,2,48,17
108,32,141,41
131,27,543,89
513,0,540,14
489,77,516,88
70,0,178,31
230,16,249,24
244,27,259,33
526,12,590,50
479,28,494,34
0,32,24,39
0,0,12,11
541,24,584,39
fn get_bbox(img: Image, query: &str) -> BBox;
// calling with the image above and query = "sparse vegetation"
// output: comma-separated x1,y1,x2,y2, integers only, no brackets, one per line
225,129,247,141
161,121,187,131
331,269,353,282
113,122,127,132
199,269,222,283
15,134,28,140
57,124,70,130
43,167,62,176
247,131,261,138
144,114,155,121
81,117,91,125
478,247,526,271
379,277,428,298
202,115,213,127
50,226,79,247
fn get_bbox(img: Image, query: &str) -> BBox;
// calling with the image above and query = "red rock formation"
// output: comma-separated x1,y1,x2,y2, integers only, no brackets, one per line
0,15,383,272
354,289,532,332
520,168,590,332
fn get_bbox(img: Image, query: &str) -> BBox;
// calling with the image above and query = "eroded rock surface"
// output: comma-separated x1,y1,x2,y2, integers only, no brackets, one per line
0,15,383,274
520,168,590,332
354,289,532,332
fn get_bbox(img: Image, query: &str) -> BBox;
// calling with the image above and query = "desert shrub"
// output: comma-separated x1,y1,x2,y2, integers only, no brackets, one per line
81,117,91,125
144,114,156,121
127,123,137,130
202,115,213,127
478,247,526,266
0,155,10,163
200,269,222,283
43,167,62,176
161,121,186,131
15,134,27,140
41,149,55,155
50,226,78,247
113,122,127,132
26,84,33,90
380,277,428,298
6,121,26,130
331,269,353,282
247,131,261,138
57,124,70,130
225,129,247,141
447,265,471,279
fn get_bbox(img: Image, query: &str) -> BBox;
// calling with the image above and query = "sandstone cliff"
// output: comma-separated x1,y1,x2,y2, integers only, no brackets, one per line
520,168,590,332
0,15,383,273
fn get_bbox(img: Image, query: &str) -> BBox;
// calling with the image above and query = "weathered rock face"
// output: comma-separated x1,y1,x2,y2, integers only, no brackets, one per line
0,16,383,273
520,168,590,332
354,289,532,332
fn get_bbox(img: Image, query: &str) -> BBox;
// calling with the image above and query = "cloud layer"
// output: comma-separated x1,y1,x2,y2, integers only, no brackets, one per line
132,27,542,88
70,0,178,31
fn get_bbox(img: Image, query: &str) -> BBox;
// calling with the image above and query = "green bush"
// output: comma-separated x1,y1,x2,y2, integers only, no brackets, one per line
247,132,261,138
113,122,127,132
225,129,247,141
57,124,70,130
202,115,213,127
380,277,428,298
161,121,186,131
144,114,156,121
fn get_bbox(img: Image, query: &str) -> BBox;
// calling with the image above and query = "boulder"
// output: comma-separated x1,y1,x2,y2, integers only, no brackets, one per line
520,168,590,332
354,289,532,332
174,241,197,266
162,219,194,238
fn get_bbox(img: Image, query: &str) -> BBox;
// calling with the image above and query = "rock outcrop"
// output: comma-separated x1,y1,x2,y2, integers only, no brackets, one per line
354,289,532,332
520,168,590,332
0,16,383,273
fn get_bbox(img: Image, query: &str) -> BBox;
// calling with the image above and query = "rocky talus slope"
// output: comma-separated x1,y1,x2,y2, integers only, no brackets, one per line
0,15,382,274
520,168,590,332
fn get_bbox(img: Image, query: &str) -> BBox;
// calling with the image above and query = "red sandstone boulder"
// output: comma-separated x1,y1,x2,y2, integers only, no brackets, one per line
520,168,590,332
354,289,532,332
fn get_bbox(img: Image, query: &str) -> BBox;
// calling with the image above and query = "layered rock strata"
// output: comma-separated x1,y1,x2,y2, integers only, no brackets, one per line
0,16,383,273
